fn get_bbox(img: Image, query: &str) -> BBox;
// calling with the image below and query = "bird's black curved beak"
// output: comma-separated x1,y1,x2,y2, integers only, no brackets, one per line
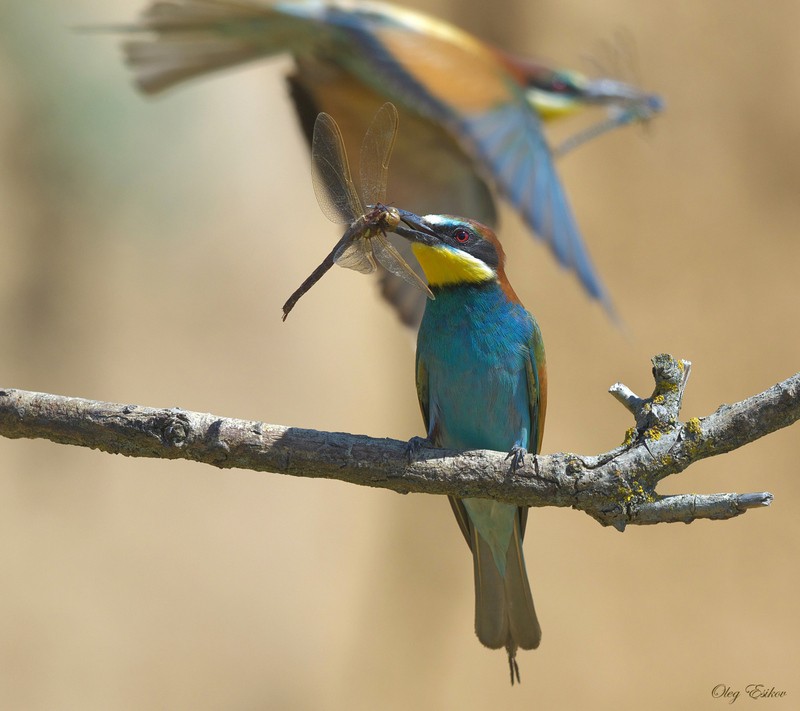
393,209,440,246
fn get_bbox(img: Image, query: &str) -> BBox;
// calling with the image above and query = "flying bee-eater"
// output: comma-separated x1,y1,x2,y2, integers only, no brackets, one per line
393,210,546,684
115,0,662,324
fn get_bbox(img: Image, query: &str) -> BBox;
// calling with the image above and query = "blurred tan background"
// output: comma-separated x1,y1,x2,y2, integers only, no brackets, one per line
1,0,798,709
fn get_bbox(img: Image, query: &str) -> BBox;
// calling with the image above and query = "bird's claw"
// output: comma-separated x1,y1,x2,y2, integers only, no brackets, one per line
505,445,527,473
406,436,431,463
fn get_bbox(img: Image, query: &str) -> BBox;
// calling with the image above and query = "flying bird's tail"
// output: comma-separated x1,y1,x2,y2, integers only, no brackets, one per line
119,1,316,94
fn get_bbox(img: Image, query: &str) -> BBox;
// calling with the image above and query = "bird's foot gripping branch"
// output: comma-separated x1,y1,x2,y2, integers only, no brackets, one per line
0,354,795,530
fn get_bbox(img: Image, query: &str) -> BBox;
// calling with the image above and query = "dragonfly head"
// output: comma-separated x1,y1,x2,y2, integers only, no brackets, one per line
363,203,401,233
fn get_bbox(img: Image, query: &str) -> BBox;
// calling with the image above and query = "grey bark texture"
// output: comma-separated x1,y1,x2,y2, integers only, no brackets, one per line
1,354,795,530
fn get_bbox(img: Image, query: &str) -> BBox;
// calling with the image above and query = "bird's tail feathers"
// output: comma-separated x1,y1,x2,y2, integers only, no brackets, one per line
472,528,511,649
120,1,315,94
504,521,541,649
471,514,540,683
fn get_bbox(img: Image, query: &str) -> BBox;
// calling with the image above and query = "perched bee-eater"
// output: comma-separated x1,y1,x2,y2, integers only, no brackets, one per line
117,0,661,323
394,210,546,683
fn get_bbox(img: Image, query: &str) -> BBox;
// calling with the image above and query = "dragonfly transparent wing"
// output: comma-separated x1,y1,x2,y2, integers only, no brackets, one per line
372,234,433,298
333,234,378,274
359,104,431,295
360,102,399,206
311,112,362,224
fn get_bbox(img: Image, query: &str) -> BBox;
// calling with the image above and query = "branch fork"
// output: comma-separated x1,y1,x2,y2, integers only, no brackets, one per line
599,354,771,529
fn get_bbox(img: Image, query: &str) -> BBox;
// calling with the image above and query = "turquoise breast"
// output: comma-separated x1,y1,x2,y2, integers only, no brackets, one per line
417,282,534,453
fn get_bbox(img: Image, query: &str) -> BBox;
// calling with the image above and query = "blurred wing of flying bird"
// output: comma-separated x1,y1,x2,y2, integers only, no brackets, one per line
118,0,663,324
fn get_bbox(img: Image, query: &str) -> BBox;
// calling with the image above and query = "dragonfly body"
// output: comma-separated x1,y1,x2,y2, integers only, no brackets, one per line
281,204,402,320
333,204,402,272
122,0,662,321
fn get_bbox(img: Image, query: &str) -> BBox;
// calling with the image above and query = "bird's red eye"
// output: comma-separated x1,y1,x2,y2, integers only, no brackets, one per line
454,228,470,243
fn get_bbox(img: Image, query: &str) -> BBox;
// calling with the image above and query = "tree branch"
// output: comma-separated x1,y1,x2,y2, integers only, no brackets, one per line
1,354,795,529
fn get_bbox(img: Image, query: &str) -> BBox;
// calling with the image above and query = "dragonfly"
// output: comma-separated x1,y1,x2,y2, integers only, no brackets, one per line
282,102,433,320
554,31,663,158
553,91,663,158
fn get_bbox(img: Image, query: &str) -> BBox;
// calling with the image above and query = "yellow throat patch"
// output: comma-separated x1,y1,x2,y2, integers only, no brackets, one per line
411,243,495,287
529,90,583,120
